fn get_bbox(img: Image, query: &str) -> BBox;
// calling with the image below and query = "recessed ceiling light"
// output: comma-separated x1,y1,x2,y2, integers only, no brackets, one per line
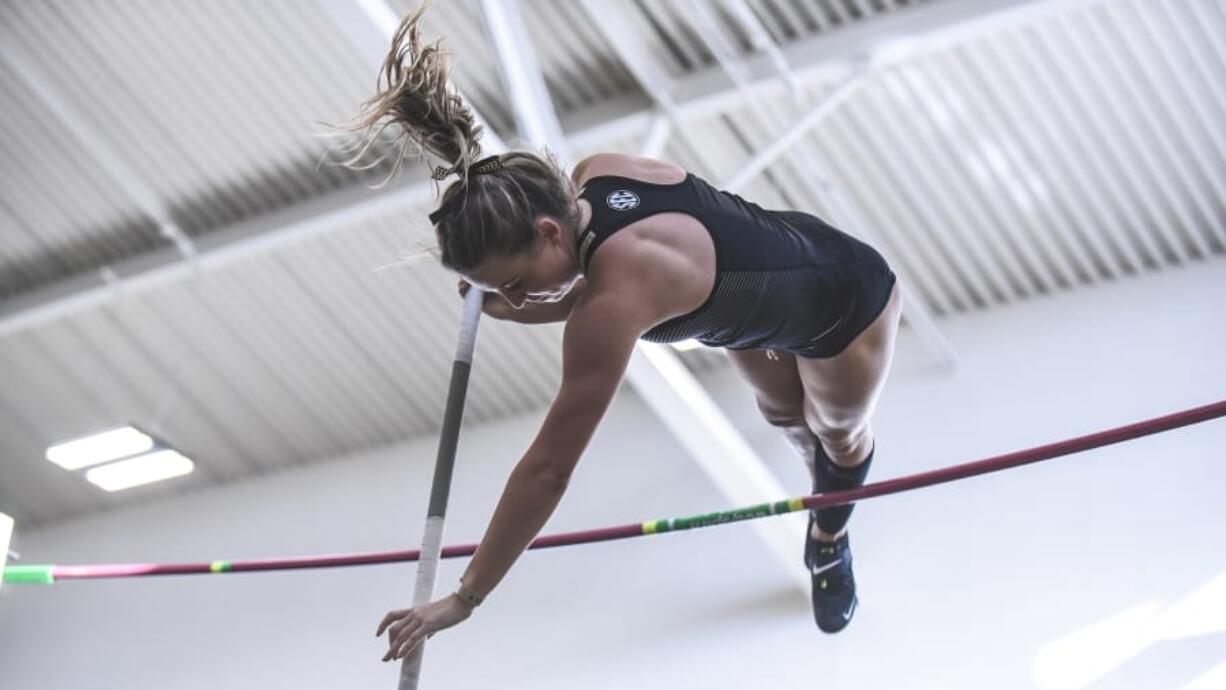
85,450,195,492
46,427,154,470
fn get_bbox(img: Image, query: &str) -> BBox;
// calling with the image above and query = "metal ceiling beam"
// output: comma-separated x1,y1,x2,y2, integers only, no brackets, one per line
0,0,1053,337
0,0,500,338
0,179,436,337
479,0,568,160
717,0,803,97
565,0,1061,151
681,0,955,366
0,34,197,261
715,70,866,194
581,0,812,589
485,0,806,587
639,111,673,159
314,0,508,153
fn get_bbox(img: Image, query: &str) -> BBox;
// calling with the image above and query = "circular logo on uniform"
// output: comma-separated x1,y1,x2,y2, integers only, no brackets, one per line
606,190,640,211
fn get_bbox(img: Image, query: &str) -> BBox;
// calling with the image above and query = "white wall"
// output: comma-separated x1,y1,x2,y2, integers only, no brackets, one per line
2,260,1224,690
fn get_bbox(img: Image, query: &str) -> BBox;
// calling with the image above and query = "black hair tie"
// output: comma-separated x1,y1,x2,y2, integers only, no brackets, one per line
430,154,503,181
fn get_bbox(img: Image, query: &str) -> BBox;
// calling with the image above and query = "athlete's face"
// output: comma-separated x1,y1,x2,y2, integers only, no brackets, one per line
465,216,581,310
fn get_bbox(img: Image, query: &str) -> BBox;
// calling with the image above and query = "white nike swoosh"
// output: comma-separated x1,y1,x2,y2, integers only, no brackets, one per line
810,558,843,576
842,600,856,621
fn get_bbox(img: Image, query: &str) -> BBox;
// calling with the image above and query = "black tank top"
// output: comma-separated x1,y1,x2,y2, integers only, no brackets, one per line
577,173,889,354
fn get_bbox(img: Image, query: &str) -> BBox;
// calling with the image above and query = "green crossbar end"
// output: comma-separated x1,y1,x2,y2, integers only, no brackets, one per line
3,565,56,585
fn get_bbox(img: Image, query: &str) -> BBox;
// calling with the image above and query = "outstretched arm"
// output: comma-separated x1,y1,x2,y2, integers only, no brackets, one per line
378,283,651,661
456,289,641,595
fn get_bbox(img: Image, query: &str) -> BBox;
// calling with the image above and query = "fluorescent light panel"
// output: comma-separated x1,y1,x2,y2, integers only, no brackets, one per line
85,450,194,492
46,426,153,470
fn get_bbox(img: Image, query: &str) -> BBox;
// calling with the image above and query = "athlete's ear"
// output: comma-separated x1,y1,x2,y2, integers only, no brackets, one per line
534,216,564,245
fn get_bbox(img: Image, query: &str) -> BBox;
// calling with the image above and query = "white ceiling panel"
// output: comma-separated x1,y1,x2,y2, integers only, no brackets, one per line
1,0,1224,528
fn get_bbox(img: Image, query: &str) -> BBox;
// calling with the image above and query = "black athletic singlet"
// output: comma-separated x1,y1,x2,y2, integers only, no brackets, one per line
576,173,896,359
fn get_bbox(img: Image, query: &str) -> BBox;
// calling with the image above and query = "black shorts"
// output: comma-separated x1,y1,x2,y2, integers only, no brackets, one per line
789,239,897,359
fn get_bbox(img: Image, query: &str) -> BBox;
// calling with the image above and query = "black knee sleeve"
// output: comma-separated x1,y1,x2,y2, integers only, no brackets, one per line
812,443,873,535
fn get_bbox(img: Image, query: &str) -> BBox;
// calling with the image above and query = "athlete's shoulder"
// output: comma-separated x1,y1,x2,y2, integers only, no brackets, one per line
571,153,686,187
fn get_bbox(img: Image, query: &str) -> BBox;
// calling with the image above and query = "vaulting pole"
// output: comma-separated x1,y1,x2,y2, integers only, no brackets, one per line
398,288,484,690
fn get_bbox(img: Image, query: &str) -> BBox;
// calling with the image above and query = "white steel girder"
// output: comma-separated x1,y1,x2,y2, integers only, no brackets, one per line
482,0,810,588
0,0,1050,337
0,34,196,261
580,0,812,589
677,0,955,365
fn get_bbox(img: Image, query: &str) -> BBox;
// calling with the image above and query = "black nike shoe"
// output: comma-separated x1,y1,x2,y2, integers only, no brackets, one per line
804,514,858,633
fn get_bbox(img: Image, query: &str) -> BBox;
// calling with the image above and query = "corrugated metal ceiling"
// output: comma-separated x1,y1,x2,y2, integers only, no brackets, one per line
1,0,1223,528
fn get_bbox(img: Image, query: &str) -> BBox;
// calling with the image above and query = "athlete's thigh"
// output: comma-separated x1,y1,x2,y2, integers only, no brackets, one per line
726,348,805,421
796,285,902,428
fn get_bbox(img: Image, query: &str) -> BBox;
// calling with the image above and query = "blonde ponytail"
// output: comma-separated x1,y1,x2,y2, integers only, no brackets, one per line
343,1,579,272
338,1,483,182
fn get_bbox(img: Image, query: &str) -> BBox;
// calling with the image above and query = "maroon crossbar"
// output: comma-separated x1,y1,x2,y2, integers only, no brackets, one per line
47,400,1226,581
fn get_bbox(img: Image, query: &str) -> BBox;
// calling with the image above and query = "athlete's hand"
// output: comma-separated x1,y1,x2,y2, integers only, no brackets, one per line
377,594,473,662
458,279,515,321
